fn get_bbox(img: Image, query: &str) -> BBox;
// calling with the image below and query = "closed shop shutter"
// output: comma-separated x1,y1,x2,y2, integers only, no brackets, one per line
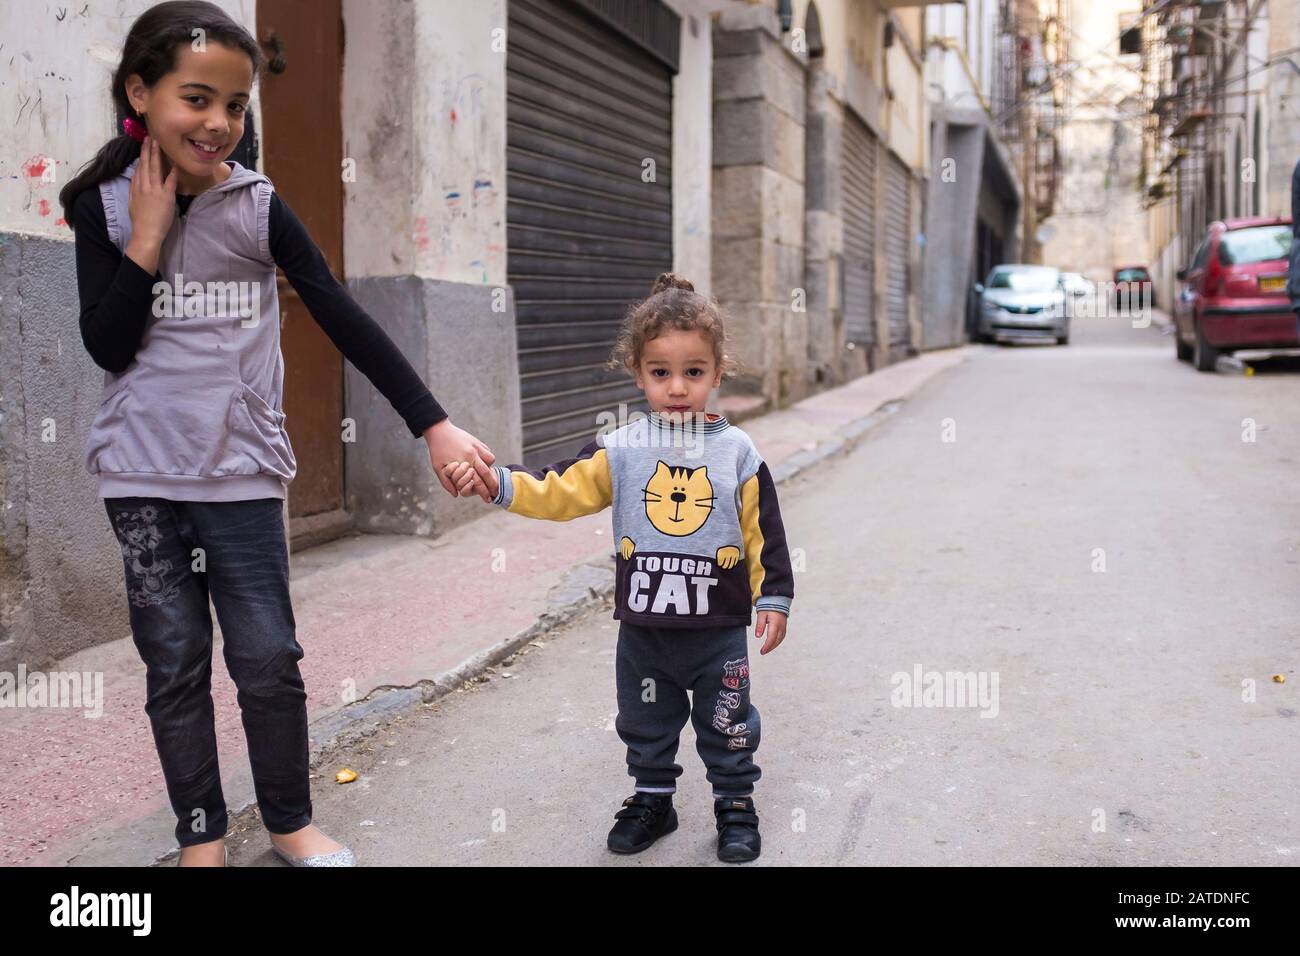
506,0,679,468
883,151,912,353
841,109,877,348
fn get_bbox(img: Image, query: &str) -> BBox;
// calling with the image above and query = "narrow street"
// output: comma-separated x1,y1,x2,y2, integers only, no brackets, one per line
229,313,1300,866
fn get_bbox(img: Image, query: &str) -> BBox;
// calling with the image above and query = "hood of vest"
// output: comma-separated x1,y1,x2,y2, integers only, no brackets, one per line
119,157,270,195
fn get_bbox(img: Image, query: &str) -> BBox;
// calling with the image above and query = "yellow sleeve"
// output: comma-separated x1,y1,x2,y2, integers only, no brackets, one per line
491,439,612,521
738,462,794,615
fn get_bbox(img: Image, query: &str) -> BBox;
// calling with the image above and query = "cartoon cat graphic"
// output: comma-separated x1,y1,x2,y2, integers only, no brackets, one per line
620,460,741,568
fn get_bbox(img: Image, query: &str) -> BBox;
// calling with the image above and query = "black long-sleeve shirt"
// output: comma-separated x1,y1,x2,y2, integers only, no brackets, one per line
70,186,448,438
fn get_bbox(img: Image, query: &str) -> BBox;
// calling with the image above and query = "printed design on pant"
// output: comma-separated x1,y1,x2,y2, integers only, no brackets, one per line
722,657,749,690
112,504,180,608
712,657,751,750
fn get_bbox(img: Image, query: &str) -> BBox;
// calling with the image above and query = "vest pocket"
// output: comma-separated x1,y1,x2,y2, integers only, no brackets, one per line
86,377,297,482
83,379,133,474
226,382,297,481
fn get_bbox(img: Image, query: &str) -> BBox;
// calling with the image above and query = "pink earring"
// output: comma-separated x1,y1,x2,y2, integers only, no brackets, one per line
122,116,147,143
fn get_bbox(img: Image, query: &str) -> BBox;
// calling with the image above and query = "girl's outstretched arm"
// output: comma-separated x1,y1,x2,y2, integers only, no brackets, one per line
267,192,496,497
267,191,448,437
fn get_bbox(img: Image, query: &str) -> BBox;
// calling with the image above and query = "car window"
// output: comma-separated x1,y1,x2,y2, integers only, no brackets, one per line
1219,225,1293,265
1116,268,1150,282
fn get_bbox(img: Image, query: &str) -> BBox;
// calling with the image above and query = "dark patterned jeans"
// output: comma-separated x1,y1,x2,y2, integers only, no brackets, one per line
104,496,311,847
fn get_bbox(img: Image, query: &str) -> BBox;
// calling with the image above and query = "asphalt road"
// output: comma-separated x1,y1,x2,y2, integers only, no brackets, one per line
229,311,1300,866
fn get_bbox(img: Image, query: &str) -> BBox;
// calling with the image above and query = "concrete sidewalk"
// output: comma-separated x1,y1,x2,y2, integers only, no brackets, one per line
6,346,970,867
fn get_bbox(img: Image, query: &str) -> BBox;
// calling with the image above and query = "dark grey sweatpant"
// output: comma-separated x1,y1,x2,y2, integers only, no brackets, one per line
614,620,761,798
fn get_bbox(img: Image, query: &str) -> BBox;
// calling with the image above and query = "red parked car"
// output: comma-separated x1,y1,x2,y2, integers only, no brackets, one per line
1173,216,1298,371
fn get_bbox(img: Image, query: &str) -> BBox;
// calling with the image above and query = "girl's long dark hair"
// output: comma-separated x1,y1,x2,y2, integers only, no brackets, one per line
58,1,265,226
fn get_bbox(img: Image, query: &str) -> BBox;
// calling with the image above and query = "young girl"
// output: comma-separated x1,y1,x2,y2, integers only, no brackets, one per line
447,273,794,863
60,0,496,867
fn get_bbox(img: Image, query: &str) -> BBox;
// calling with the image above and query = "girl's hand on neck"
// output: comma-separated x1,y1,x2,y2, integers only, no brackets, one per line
124,137,179,272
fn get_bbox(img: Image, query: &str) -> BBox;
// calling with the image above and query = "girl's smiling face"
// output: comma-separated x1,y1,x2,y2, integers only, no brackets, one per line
125,42,254,193
633,328,723,418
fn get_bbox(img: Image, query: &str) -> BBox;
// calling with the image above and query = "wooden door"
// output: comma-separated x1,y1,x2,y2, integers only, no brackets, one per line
256,0,349,548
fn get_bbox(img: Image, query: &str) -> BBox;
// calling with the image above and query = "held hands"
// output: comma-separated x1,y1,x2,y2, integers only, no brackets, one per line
755,610,787,656
444,458,499,501
424,419,496,501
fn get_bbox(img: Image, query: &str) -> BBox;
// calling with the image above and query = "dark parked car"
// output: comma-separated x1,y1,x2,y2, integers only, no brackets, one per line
1113,265,1155,311
1173,217,1298,371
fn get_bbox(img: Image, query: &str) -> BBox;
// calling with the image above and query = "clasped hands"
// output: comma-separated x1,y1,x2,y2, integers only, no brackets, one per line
424,419,497,501
443,457,499,501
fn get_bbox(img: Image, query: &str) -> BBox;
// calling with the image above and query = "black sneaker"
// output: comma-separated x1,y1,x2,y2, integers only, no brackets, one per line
607,792,678,854
714,796,761,862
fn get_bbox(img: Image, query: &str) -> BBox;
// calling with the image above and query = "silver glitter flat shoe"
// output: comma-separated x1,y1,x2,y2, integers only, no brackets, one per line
272,842,356,867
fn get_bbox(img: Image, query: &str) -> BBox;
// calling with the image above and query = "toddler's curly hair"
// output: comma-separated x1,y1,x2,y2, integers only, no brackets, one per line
606,272,740,378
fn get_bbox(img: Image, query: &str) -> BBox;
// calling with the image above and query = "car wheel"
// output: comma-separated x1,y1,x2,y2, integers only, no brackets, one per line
1175,330,1193,362
1192,320,1219,372
1056,333,1069,346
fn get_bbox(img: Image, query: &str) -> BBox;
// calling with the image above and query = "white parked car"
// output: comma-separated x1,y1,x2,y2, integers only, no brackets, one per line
973,265,1070,345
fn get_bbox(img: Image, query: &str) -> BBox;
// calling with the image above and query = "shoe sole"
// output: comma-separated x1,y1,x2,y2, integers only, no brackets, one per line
717,841,760,863
607,809,679,854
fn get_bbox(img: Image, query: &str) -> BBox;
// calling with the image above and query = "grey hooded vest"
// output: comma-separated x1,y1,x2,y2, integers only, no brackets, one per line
84,158,296,501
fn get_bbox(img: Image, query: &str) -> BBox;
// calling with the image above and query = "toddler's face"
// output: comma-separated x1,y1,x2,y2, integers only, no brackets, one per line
633,328,722,420
126,42,253,190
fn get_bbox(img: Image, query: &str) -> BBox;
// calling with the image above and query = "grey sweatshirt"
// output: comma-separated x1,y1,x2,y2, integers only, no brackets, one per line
491,411,794,628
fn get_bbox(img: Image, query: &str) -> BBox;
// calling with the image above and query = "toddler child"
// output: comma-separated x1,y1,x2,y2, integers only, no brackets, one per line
447,272,794,862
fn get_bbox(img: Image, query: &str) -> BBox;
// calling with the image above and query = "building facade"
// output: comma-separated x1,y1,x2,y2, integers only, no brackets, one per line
922,0,1028,347
1140,0,1295,308
1,0,948,669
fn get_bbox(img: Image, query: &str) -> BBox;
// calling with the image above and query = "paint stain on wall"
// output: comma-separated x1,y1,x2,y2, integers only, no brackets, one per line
444,190,463,219
471,176,495,209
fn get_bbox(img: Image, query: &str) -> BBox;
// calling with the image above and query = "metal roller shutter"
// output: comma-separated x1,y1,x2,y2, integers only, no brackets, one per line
841,110,877,348
883,151,912,353
506,0,679,468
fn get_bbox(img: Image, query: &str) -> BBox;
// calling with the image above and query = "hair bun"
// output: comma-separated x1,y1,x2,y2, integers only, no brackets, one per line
651,272,694,294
